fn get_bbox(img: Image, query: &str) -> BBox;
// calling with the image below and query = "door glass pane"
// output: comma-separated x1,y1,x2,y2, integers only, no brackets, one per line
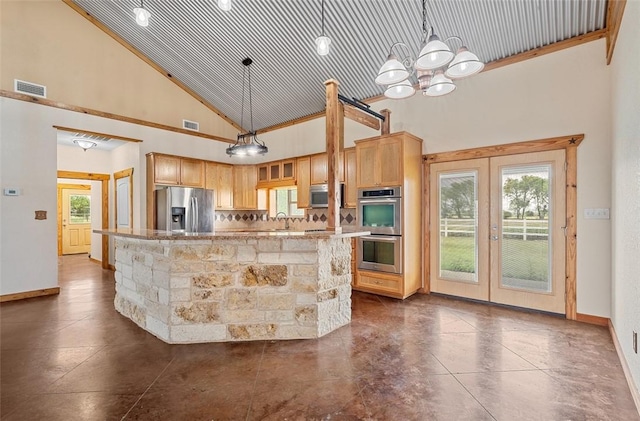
69,194,91,224
501,164,551,292
439,172,478,282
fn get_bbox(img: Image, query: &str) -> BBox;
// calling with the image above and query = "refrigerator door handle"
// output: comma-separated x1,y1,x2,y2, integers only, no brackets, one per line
193,196,199,232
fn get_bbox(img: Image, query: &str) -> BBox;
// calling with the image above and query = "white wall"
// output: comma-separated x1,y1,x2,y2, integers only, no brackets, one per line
269,40,612,317
0,97,242,295
610,0,640,396
1,98,58,295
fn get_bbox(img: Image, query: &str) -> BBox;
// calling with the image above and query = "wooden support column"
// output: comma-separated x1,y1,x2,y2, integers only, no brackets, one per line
565,144,578,320
324,79,343,231
381,109,391,135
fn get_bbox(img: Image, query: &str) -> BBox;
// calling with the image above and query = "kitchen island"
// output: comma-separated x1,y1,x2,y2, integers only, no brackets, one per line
96,228,367,343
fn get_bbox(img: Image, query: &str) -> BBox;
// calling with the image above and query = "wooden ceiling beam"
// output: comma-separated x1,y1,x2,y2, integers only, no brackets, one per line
605,0,627,65
1,90,235,144
343,105,380,131
53,125,143,143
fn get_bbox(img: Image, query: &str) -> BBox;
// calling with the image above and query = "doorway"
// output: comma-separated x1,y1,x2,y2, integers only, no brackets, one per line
57,171,110,269
429,149,567,314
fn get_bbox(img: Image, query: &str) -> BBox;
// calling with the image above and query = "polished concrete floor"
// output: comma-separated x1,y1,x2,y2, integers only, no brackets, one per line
1,254,638,420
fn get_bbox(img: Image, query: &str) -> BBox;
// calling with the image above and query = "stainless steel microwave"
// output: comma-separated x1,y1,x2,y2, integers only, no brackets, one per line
310,184,344,208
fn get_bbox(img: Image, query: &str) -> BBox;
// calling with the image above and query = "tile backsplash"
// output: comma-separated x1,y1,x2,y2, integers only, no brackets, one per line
214,208,357,230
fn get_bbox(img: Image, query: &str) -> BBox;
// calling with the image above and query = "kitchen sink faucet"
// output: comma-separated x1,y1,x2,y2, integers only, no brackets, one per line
275,212,289,230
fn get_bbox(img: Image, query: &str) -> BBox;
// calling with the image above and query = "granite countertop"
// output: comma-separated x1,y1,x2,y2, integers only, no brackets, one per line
94,228,370,240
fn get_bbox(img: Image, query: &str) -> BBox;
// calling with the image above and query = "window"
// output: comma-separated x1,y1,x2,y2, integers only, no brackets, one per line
272,187,304,217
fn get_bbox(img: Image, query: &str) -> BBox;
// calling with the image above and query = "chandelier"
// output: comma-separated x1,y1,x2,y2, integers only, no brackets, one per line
375,0,484,99
226,58,268,157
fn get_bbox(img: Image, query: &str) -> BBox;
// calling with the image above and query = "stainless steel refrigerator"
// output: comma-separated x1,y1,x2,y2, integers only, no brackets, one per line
155,187,215,233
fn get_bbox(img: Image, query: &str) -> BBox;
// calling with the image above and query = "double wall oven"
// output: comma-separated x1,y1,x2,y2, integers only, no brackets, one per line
357,187,403,274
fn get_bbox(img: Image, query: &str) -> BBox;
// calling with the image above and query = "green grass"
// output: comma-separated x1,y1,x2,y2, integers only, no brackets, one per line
440,236,549,282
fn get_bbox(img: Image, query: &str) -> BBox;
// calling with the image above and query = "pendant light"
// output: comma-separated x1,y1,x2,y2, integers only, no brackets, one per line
133,0,150,27
315,0,331,56
226,58,268,157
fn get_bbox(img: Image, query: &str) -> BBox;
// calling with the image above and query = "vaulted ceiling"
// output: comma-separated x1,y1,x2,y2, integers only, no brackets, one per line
68,0,607,132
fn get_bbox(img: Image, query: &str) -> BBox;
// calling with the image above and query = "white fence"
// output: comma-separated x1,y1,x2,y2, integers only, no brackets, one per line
441,218,549,240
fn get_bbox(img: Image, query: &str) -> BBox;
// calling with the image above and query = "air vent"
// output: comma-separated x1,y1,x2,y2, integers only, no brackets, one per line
183,119,200,131
14,79,46,98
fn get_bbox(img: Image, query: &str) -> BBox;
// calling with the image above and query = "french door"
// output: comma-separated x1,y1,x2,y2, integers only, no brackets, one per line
429,150,566,314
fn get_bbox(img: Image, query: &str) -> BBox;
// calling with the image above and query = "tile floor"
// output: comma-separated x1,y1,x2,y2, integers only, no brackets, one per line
1,254,638,420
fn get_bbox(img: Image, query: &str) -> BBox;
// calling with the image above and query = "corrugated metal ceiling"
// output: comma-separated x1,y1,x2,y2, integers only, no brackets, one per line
70,0,607,132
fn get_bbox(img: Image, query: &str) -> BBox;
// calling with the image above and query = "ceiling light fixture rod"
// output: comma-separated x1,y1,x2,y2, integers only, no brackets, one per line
226,58,268,157
315,0,331,56
338,94,385,121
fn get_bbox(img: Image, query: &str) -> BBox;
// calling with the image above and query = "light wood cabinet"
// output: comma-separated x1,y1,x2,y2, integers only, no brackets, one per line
310,152,345,185
205,162,234,210
296,157,311,208
352,132,424,299
355,271,403,297
355,136,402,188
257,159,296,186
151,154,204,187
310,153,328,185
281,160,295,181
233,165,258,209
344,148,357,208
257,165,269,184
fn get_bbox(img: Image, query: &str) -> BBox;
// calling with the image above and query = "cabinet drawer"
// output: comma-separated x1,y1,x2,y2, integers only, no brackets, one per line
356,272,402,293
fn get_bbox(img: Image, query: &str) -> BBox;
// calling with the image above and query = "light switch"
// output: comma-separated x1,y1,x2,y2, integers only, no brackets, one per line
584,208,610,219
3,188,19,196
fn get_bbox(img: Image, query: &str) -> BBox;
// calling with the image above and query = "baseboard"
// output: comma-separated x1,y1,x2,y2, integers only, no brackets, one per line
89,257,101,265
576,312,610,326
108,264,116,271
609,320,640,415
0,287,60,302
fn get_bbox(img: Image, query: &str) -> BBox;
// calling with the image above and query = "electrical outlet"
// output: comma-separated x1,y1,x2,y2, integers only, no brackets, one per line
634,331,638,354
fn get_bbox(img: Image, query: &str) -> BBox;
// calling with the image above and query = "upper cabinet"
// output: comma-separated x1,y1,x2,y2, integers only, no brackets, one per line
257,159,296,186
310,153,328,185
233,165,259,209
205,162,234,210
355,135,404,188
151,153,204,188
310,152,345,185
296,157,311,209
344,149,357,208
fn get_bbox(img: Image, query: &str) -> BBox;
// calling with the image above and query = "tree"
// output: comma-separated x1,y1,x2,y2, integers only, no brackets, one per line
503,175,549,219
441,179,475,219
70,194,91,222
503,178,531,219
